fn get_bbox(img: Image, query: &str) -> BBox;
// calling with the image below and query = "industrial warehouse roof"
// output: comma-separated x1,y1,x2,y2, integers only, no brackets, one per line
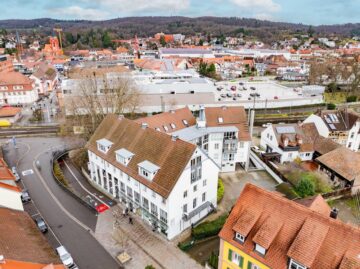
86,115,196,198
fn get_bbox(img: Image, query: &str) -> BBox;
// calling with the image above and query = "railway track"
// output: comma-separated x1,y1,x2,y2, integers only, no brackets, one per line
0,126,59,137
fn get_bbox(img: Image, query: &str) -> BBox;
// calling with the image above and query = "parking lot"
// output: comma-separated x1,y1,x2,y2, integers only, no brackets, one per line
214,80,308,103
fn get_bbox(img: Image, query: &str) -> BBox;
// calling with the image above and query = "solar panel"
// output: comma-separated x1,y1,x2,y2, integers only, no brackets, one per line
333,114,339,123
329,123,336,130
276,126,296,134
325,117,332,123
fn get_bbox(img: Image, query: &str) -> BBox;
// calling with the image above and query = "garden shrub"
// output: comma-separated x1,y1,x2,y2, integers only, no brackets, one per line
192,214,228,240
217,178,224,203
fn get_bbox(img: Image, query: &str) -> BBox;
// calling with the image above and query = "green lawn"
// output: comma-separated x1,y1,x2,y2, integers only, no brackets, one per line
324,92,347,104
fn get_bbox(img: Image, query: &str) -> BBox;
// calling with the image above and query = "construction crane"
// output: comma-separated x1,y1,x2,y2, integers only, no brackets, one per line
53,27,63,50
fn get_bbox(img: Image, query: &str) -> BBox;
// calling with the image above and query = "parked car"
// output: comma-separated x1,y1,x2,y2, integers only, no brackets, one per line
11,167,20,182
21,190,31,203
230,86,236,91
243,87,247,91
35,217,48,233
262,123,272,128
250,86,256,90
56,246,74,268
220,94,226,98
217,87,223,91
239,82,244,85
226,93,232,97
236,93,242,97
274,96,279,99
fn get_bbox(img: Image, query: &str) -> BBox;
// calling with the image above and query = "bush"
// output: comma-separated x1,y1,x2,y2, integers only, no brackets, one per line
295,176,315,198
178,240,194,251
346,95,358,103
145,266,156,269
192,214,228,240
53,161,69,187
208,251,219,269
327,103,336,110
217,178,224,203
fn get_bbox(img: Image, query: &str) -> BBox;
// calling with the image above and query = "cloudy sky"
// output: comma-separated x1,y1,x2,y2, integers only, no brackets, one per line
1,0,359,25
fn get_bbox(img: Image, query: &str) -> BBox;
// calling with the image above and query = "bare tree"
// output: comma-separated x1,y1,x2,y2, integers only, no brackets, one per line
67,73,141,138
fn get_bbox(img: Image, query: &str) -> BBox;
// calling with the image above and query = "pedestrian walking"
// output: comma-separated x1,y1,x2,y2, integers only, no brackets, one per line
122,209,126,217
125,208,129,216
129,216,133,224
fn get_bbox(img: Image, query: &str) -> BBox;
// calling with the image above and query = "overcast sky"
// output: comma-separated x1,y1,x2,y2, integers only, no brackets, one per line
1,0,359,25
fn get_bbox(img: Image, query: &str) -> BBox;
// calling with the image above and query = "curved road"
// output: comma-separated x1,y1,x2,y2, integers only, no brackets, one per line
2,137,120,269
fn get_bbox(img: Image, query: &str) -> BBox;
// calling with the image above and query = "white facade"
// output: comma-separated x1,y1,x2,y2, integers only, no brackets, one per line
0,187,23,211
260,126,313,163
305,114,360,152
88,147,219,240
0,89,38,106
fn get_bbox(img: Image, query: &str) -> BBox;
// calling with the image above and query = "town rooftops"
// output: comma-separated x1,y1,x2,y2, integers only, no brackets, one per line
173,125,239,142
316,147,360,182
204,106,251,141
135,107,196,133
0,208,62,265
0,106,21,118
0,71,33,91
316,109,360,132
219,184,360,269
271,122,319,152
160,48,213,55
86,115,196,198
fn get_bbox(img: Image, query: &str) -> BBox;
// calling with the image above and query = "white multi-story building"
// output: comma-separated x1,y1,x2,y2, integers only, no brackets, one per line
260,123,319,163
304,109,360,152
87,114,219,239
137,106,252,172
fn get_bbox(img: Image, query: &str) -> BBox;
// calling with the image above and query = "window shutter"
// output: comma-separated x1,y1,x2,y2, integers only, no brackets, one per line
247,261,253,269
239,256,244,268
228,249,233,261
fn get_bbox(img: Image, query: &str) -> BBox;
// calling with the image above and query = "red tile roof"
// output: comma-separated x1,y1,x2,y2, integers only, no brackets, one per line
0,259,65,269
86,115,196,198
204,106,251,141
0,72,34,91
0,106,21,118
219,184,360,269
135,107,196,133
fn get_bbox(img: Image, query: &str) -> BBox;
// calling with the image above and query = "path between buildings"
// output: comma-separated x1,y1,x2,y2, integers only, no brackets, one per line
63,159,204,269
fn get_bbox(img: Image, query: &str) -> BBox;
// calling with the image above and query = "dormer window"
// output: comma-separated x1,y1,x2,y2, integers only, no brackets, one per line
254,244,266,256
182,119,189,126
96,138,113,154
289,259,307,269
163,125,169,132
155,127,161,131
235,232,245,243
170,123,176,129
218,117,223,123
115,148,134,166
138,160,160,181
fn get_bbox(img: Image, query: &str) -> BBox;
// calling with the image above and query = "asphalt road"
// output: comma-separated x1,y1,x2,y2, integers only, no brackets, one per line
2,137,121,269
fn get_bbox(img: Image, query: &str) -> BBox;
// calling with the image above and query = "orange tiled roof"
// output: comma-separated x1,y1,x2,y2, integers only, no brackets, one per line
0,158,16,180
219,184,360,269
86,115,196,198
295,195,331,216
135,107,196,133
204,106,251,141
0,72,33,91
0,259,65,269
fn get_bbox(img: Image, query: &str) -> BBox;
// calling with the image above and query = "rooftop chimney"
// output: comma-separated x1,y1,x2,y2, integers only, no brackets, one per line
141,123,148,129
197,105,206,128
330,208,339,219
172,135,178,141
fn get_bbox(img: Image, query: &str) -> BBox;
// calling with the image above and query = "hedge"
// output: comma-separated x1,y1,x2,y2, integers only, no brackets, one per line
192,214,228,240
178,240,195,251
53,161,69,187
217,178,224,203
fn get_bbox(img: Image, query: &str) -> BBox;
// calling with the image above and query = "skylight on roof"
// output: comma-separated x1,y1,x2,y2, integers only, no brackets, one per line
163,125,169,132
276,126,296,134
170,123,176,129
182,119,189,126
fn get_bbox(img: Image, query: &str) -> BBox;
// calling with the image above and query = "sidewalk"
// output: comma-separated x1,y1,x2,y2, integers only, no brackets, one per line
95,206,204,269
62,159,204,269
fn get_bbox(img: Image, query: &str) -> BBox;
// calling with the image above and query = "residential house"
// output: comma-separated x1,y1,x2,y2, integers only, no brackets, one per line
0,158,23,211
138,106,252,172
260,123,319,163
315,147,360,192
86,114,219,239
0,106,22,124
218,184,360,269
0,207,65,268
30,63,58,96
0,72,38,105
304,109,360,152
0,55,14,73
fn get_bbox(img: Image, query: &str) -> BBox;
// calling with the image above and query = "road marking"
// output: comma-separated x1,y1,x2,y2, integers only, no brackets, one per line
33,147,93,233
22,169,34,176
31,212,41,218
63,160,111,208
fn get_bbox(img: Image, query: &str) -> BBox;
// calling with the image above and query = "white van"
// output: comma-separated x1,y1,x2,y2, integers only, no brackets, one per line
56,246,74,267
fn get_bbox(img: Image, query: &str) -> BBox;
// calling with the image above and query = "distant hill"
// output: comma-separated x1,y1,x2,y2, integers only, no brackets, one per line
1,17,359,43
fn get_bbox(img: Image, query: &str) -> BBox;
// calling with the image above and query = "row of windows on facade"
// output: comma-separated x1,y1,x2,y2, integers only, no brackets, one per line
0,85,24,90
182,192,206,214
232,232,306,269
0,91,28,96
93,167,168,223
